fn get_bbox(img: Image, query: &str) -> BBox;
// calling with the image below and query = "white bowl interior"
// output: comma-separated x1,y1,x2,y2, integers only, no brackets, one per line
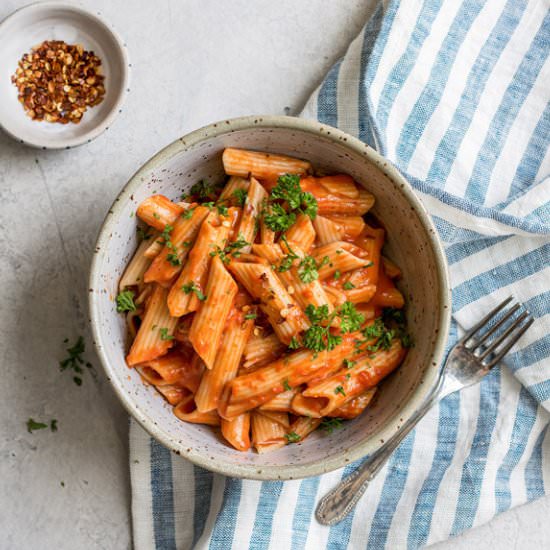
91,121,449,479
0,3,128,148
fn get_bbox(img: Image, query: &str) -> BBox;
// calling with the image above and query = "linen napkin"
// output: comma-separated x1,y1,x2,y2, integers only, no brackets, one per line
130,1,550,548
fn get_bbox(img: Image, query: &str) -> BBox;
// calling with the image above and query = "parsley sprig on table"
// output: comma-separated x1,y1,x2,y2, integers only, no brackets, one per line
262,174,318,232
59,336,94,386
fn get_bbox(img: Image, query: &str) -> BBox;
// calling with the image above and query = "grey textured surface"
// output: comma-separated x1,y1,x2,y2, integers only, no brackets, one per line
0,1,547,549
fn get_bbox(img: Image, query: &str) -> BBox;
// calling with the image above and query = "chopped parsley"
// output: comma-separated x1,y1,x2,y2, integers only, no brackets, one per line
343,281,355,290
354,311,412,354
339,301,364,333
284,431,301,443
297,255,329,283
26,418,48,433
263,203,296,232
188,179,220,200
50,419,58,432
288,336,301,350
159,328,174,341
320,417,344,434
116,290,136,312
161,224,173,242
153,212,160,220
232,188,248,206
136,226,152,241
181,207,195,219
343,358,356,369
181,282,206,301
364,261,374,268
210,235,250,263
282,378,292,391
277,236,299,272
244,312,257,320
166,253,182,266
59,336,93,386
334,385,346,397
203,201,215,209
270,174,318,219
333,270,341,280
216,203,229,217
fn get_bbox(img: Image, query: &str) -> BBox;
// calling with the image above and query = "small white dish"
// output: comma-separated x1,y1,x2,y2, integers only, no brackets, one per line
0,2,129,149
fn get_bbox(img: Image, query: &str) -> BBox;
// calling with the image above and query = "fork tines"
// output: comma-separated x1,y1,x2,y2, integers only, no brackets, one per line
461,296,534,367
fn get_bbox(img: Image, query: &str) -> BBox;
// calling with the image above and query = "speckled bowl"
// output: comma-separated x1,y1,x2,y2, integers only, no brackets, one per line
89,115,451,480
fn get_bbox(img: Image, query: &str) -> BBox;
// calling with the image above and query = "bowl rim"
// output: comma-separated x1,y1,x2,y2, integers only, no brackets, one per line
0,1,130,149
89,115,452,480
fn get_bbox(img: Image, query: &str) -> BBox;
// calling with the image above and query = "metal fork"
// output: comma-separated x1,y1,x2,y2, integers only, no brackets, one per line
316,296,533,526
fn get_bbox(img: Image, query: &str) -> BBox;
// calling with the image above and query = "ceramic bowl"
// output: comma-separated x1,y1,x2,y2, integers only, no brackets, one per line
0,2,129,149
89,116,451,480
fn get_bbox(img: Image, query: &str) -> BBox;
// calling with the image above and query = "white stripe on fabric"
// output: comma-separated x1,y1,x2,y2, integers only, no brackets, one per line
510,406,550,509
406,0,506,181
416,190,542,237
384,1,463,158
171,455,195,550
444,0,546,197
369,0,424,111
129,422,155,550
194,474,226,549
267,481,302,550
335,31,366,139
512,313,550,355
384,407,439,548
300,88,319,122
425,385,482,545
472,370,521,528
503,175,550,218
485,57,550,206
516,357,550,388
541,424,550,490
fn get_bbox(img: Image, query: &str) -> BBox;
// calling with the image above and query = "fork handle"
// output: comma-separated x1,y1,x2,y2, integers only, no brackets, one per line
316,392,440,526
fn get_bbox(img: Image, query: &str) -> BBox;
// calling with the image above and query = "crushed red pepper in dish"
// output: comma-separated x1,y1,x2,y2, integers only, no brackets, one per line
11,40,105,124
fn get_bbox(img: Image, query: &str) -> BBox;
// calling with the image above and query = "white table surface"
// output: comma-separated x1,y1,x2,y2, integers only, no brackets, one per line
1,1,548,548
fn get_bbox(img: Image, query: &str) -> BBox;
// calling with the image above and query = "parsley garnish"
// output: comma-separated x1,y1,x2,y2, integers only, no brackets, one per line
244,312,257,320
284,431,301,443
334,385,346,397
364,261,374,268
303,305,342,352
189,180,220,200
159,328,174,341
167,253,182,266
50,419,58,432
153,212,160,220
181,282,206,301
116,290,136,312
297,255,328,283
343,358,356,369
26,419,48,433
333,270,341,280
161,224,173,242
339,302,364,333
270,174,318,220
216,203,229,216
320,417,344,433
282,379,292,391
59,336,93,385
210,235,249,263
232,188,248,206
288,336,301,350
343,281,355,290
181,207,195,220
263,203,296,232
137,226,152,241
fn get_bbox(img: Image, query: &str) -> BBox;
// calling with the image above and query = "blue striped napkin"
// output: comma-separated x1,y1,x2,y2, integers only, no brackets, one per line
130,1,550,548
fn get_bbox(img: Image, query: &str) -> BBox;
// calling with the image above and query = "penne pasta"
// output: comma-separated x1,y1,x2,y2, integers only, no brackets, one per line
144,206,209,286
126,284,178,366
251,411,286,453
284,213,316,252
221,413,251,451
188,256,238,369
119,237,155,290
303,340,405,416
228,260,308,344
136,195,185,230
119,148,411,453
223,148,312,179
194,308,253,412
167,210,232,316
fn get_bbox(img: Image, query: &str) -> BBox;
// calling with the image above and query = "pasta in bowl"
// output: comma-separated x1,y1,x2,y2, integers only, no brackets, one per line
90,116,451,479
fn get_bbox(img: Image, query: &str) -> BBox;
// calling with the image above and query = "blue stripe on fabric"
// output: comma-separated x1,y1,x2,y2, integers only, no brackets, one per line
325,464,359,550
527,380,550,404
508,333,550,377
445,235,510,266
317,60,341,128
366,431,416,549
375,0,443,145
405,171,550,235
396,0,486,168
425,0,528,187
450,369,501,536
507,101,550,202
358,4,386,149
431,215,491,245
248,481,284,550
464,11,550,202
525,423,548,500
150,439,176,550
192,465,214,547
452,242,550,312
209,479,242,550
408,392,461,549
495,387,538,513
291,477,321,550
